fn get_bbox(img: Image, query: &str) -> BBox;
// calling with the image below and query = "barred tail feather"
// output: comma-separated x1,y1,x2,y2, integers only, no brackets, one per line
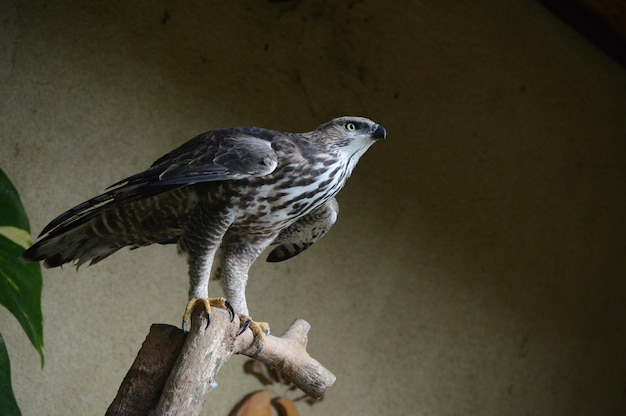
21,188,189,269
21,225,124,268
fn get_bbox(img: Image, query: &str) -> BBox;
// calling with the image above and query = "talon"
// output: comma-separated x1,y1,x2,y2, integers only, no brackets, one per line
182,297,232,332
238,315,270,353
253,343,263,357
238,319,251,336
225,300,235,322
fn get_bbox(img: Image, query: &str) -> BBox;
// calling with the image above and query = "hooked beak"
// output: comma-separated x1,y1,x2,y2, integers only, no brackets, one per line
372,123,386,140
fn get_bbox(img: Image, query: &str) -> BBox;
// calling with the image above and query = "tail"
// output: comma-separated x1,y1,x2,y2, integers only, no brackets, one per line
21,172,189,268
21,222,128,268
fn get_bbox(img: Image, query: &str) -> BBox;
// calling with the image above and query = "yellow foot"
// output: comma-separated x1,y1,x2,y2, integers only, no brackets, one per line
238,315,270,355
182,297,234,332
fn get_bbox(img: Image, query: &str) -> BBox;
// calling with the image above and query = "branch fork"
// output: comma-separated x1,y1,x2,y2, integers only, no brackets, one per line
106,307,335,416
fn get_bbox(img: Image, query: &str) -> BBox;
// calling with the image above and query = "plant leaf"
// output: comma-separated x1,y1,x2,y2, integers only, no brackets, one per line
0,333,22,416
0,170,30,231
0,236,44,367
0,169,44,367
0,227,32,250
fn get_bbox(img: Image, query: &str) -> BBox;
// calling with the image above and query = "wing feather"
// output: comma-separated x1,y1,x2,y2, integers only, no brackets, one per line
266,198,339,262
38,127,280,239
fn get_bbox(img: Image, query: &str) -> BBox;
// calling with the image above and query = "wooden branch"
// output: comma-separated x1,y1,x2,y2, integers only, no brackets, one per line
156,307,238,414
105,324,186,416
234,316,335,398
106,307,335,416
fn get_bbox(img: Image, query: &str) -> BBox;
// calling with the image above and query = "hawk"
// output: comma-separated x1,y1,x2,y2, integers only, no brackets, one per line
21,116,386,348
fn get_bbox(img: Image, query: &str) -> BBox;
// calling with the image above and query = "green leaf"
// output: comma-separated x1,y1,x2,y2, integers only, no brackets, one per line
0,169,44,367
0,333,22,416
0,227,31,250
0,170,30,231
0,237,43,367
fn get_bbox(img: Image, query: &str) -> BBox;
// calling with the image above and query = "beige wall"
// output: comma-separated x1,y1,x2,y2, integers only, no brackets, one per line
1,1,625,415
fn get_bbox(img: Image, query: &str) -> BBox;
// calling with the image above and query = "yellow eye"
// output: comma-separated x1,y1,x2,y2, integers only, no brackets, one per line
345,122,356,131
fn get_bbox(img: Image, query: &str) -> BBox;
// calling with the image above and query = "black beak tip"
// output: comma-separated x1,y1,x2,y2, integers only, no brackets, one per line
373,124,387,140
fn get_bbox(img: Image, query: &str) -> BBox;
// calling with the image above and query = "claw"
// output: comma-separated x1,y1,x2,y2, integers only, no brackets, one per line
225,300,235,322
182,297,232,332
238,319,251,336
237,315,270,354
252,343,263,357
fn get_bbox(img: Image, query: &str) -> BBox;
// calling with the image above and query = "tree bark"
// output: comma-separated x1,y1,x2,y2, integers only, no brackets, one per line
105,324,186,416
106,307,335,416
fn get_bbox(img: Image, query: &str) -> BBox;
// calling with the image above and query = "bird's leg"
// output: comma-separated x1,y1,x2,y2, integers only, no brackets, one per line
180,206,235,332
219,234,274,352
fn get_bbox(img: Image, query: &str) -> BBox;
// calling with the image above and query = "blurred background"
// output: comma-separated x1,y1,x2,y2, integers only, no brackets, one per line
1,1,624,415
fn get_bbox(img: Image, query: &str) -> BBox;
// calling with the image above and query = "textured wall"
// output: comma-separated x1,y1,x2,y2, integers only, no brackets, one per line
1,1,625,415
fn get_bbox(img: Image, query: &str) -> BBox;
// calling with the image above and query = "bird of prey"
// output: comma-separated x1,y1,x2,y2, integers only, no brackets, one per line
21,116,386,348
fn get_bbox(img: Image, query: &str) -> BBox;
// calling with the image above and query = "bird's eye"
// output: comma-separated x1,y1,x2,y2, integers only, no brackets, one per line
345,122,356,131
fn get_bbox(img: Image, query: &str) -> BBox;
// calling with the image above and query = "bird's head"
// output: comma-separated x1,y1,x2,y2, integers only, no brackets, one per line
310,116,386,160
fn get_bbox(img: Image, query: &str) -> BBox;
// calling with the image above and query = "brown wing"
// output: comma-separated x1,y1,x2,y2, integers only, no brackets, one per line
33,127,281,240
